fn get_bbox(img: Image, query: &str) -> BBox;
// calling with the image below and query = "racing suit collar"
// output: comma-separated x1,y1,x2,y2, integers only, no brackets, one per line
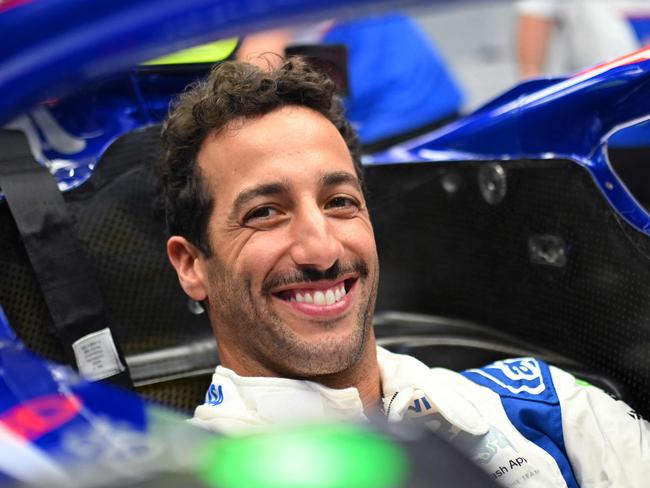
193,347,488,436
210,365,367,426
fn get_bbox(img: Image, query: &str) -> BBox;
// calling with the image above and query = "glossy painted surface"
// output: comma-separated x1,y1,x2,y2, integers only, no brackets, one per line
5,67,212,190
0,0,431,126
4,1,650,233
4,0,650,235
372,48,650,235
0,0,427,191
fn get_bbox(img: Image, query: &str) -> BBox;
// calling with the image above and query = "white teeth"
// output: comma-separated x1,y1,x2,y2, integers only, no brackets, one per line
313,291,326,305
287,283,348,305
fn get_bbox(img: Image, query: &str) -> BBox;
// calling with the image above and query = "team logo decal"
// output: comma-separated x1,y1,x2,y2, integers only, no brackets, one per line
205,384,224,406
468,358,546,395
0,394,81,441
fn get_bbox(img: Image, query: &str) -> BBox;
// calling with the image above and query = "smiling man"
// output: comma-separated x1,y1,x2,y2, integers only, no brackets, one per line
161,60,382,414
192,106,378,388
158,58,649,487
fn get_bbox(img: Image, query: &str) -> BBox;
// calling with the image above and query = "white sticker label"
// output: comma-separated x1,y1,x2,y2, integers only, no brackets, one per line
72,328,125,381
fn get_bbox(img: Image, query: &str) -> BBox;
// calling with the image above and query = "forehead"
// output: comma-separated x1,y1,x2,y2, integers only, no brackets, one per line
197,106,357,199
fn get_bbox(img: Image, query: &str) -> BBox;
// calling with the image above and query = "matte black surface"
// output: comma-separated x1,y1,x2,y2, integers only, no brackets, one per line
366,160,650,417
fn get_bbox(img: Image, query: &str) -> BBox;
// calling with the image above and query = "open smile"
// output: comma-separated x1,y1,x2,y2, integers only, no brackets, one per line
271,277,358,317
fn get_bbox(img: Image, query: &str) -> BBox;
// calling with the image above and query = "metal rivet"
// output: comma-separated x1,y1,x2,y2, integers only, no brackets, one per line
440,171,462,194
478,163,507,205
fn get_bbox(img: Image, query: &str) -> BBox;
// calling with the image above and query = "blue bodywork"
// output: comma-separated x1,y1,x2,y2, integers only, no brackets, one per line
2,1,650,232
2,0,650,483
373,50,650,233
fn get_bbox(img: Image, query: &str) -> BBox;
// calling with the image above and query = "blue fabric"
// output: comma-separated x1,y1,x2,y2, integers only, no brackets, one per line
322,13,463,145
463,358,580,488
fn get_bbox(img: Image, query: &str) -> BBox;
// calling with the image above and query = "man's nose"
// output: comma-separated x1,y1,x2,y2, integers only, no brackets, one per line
289,205,343,270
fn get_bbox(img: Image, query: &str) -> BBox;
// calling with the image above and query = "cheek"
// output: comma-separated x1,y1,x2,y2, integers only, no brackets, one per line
212,224,288,275
340,219,377,261
235,231,291,282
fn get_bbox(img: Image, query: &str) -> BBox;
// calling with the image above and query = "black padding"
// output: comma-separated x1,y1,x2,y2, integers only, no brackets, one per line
69,130,215,355
366,160,650,417
0,126,215,361
0,129,132,389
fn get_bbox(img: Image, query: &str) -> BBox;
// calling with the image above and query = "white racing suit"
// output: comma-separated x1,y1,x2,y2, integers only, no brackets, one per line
192,347,650,487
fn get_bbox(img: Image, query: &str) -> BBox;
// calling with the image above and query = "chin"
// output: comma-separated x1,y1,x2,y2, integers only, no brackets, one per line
276,324,368,378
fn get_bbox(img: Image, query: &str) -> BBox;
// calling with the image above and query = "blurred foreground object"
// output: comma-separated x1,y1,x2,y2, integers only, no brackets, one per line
0,305,499,488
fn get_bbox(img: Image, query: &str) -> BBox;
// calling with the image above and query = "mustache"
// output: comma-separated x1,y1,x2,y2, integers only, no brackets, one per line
262,259,369,294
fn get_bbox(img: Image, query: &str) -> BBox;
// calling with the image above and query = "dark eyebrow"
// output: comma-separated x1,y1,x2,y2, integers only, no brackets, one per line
230,181,289,219
320,171,362,192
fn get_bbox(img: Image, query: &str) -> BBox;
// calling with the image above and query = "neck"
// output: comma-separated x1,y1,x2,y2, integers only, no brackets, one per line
219,332,383,415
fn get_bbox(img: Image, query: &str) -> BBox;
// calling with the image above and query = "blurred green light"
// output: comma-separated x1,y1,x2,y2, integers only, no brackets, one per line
198,423,408,488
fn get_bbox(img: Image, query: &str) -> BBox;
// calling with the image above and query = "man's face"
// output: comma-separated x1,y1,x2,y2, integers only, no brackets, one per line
196,106,379,378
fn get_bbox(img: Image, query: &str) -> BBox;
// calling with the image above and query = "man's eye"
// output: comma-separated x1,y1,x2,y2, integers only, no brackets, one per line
244,206,279,223
325,195,361,217
325,196,360,210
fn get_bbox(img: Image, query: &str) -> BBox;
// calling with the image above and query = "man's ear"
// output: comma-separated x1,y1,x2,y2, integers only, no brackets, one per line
166,236,209,301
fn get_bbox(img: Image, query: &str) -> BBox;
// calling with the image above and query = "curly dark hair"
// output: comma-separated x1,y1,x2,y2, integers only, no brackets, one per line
158,57,362,256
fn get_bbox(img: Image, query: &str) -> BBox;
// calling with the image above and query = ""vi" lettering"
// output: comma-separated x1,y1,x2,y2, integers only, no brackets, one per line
408,396,432,413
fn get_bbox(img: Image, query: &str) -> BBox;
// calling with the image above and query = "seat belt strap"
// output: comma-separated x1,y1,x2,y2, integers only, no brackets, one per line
0,129,133,389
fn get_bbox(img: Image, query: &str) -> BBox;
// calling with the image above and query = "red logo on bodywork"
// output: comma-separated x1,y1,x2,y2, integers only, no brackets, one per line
0,0,36,15
0,394,82,441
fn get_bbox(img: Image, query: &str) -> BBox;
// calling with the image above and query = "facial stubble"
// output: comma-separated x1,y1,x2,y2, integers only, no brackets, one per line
205,257,379,379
